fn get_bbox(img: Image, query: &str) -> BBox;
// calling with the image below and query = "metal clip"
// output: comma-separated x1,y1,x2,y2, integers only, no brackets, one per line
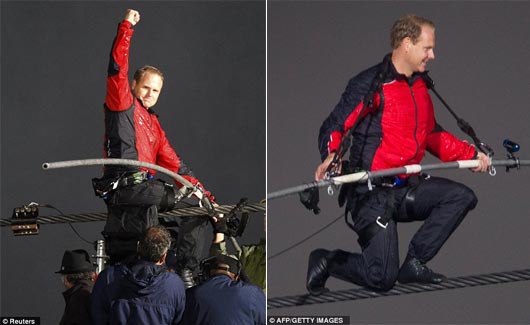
324,171,335,196
376,216,388,229
175,185,195,202
367,176,373,191
110,180,119,191
488,154,496,176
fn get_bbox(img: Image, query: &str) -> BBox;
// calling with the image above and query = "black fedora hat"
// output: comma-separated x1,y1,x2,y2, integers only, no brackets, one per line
55,249,95,274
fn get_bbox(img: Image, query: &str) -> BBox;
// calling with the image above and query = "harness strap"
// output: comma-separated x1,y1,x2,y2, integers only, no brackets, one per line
344,206,355,232
422,73,494,157
356,188,395,249
159,183,176,212
92,171,150,198
115,171,150,188
326,56,391,176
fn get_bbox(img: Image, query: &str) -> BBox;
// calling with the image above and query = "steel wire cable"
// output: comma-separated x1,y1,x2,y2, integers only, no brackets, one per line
267,269,530,309
1,202,265,227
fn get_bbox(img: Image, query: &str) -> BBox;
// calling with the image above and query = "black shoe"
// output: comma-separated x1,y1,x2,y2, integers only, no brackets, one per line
306,249,330,295
397,256,447,284
179,268,197,288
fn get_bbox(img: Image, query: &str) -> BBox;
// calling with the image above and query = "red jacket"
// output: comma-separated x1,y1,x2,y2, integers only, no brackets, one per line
103,21,213,200
319,55,476,175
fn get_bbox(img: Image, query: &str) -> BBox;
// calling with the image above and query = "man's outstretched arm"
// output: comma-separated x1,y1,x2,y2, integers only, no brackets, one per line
105,9,140,112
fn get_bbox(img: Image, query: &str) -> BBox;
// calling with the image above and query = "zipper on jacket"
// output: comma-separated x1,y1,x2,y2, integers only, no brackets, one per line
408,84,420,161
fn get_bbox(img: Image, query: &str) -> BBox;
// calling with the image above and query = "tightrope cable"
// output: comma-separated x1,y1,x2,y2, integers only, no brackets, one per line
0,202,266,227
267,268,530,309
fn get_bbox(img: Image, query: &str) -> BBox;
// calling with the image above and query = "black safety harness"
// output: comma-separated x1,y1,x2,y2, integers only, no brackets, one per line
92,171,152,199
302,55,494,249
299,56,391,215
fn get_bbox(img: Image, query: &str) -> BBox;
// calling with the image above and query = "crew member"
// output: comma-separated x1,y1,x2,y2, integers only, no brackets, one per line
181,254,266,325
91,226,186,324
56,249,96,325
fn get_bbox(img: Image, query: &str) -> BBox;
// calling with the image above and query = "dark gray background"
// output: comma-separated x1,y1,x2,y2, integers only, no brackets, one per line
1,1,264,323
268,1,530,324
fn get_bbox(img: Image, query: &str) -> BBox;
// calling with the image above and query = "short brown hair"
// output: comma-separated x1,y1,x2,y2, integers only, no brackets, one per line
133,65,164,83
390,14,435,49
137,226,172,262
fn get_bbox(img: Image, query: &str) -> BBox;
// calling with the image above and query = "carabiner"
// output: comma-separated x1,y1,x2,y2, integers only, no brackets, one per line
487,154,496,176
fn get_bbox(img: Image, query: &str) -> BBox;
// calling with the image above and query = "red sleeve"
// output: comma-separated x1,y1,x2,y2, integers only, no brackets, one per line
180,175,215,203
326,94,380,155
426,128,477,162
155,123,215,202
105,21,134,111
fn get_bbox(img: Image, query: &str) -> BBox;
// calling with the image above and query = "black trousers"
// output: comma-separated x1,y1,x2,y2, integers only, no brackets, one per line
161,215,209,272
102,179,208,269
327,176,478,291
